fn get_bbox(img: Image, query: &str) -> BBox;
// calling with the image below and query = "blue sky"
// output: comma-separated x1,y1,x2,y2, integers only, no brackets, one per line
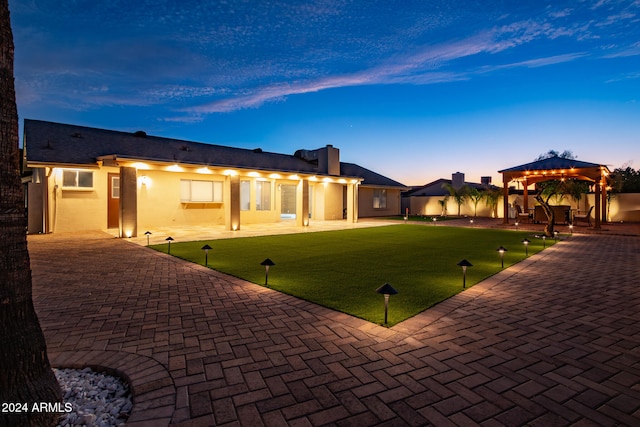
10,0,640,185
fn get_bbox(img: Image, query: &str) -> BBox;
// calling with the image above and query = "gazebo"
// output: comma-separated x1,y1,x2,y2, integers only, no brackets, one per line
498,157,611,229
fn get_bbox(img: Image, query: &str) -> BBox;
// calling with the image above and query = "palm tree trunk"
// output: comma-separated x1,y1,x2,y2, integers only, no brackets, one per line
0,1,62,425
534,194,555,237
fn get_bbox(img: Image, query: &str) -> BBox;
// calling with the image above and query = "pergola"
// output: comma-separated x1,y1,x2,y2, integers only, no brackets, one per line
498,157,611,229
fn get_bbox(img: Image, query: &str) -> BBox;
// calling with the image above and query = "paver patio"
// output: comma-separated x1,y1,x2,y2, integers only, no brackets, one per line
28,223,640,426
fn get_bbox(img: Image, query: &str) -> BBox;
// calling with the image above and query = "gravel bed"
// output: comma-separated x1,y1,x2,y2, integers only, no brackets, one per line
54,367,132,427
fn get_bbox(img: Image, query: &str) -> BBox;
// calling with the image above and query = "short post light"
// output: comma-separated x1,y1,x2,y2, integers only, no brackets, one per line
457,259,473,288
260,258,275,285
515,221,519,230
554,230,559,242
433,217,437,226
144,231,152,246
497,246,508,269
165,236,174,254
522,238,530,257
569,223,574,237
542,235,547,248
469,218,474,227
201,244,212,267
375,283,398,325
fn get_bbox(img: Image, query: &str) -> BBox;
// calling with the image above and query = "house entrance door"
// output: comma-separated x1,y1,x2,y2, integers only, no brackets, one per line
107,173,120,229
280,184,297,219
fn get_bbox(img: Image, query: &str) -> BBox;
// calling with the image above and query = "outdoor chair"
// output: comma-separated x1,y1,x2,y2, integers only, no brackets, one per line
514,204,530,223
573,206,594,226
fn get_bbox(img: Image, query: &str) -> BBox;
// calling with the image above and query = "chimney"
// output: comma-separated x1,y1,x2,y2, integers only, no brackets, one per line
481,176,492,187
317,145,340,175
452,172,465,189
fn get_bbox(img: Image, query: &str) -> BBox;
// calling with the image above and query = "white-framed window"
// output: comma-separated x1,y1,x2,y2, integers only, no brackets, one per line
373,189,387,209
111,176,120,199
240,180,250,211
180,179,223,202
256,180,271,211
62,169,94,190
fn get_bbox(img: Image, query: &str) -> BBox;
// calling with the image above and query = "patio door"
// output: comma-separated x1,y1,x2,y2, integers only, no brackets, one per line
107,173,120,228
280,184,297,219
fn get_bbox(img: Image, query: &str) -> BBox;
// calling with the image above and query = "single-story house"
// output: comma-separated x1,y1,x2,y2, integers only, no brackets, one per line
22,119,407,237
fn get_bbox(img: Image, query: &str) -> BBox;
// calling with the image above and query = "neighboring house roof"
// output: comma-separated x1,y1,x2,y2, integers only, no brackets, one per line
24,119,405,188
403,178,498,197
340,163,408,189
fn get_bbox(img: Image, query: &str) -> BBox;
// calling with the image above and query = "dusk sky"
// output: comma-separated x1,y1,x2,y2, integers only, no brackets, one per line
10,0,640,186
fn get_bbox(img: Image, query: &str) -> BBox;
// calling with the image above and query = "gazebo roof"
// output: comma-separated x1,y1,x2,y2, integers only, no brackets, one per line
498,157,610,184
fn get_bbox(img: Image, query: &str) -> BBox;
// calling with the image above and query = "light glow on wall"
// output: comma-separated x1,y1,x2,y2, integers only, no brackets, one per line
132,162,150,170
248,171,261,177
167,164,183,172
223,169,238,176
197,167,213,174
269,173,281,179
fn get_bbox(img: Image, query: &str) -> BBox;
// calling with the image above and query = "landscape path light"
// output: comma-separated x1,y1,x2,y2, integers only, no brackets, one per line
375,283,398,325
554,230,559,242
497,246,508,268
144,231,152,246
569,223,574,237
515,221,519,230
201,244,212,267
469,219,474,227
165,236,174,254
260,258,275,285
542,235,547,248
457,259,473,288
522,238,530,257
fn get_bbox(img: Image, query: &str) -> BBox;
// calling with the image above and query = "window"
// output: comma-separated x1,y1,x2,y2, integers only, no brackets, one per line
111,176,120,199
240,180,250,211
256,181,271,211
373,189,387,209
62,169,94,189
180,180,223,202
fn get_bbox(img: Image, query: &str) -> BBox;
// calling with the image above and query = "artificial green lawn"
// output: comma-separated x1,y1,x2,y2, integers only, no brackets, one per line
151,224,554,326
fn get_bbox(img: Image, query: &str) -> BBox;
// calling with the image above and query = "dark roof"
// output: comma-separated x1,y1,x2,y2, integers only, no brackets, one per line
24,119,405,188
498,157,606,173
403,178,498,197
340,163,407,189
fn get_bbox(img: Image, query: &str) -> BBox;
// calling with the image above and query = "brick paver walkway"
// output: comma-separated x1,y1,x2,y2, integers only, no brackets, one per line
29,228,640,426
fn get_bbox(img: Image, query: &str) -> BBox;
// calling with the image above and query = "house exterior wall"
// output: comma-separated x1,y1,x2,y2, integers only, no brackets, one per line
358,187,402,217
136,170,227,230
322,182,344,220
45,166,113,233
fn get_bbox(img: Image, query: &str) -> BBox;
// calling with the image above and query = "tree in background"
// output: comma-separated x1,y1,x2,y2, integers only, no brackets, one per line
467,187,483,217
0,1,62,425
441,182,469,217
483,188,501,219
610,164,640,193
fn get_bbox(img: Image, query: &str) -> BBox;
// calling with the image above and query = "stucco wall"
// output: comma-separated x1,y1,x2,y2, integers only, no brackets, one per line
358,187,402,217
406,192,640,222
47,167,114,233
137,170,226,230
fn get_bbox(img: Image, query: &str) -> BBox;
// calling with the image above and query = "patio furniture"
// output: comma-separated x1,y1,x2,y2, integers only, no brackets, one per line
534,205,571,224
573,206,594,226
514,204,530,223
